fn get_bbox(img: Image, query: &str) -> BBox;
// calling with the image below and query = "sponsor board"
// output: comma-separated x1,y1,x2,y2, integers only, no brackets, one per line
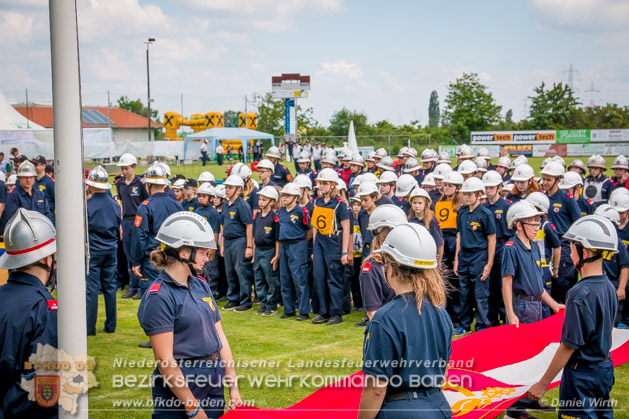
501,144,532,157
590,129,629,143
533,144,567,157
556,129,590,144
566,143,629,157
471,131,556,144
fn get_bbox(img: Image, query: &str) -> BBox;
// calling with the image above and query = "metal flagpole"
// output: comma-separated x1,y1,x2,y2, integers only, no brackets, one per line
48,0,89,417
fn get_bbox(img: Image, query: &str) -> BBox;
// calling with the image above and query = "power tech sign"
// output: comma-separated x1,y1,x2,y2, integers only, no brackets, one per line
471,131,556,144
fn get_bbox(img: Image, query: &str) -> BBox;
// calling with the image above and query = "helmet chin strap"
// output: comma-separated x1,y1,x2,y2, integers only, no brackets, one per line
574,243,601,272
165,247,200,276
34,258,57,291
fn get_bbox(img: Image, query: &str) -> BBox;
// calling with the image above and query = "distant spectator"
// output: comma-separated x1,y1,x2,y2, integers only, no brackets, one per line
200,139,209,166
238,145,244,163
10,148,19,158
0,153,7,178
45,165,54,179
292,140,302,172
312,143,322,172
226,145,234,162
216,141,224,166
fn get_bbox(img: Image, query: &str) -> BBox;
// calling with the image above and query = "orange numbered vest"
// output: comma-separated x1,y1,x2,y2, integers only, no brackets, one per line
435,201,457,230
311,200,341,236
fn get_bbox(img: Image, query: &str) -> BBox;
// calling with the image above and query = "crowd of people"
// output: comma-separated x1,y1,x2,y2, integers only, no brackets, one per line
0,141,627,418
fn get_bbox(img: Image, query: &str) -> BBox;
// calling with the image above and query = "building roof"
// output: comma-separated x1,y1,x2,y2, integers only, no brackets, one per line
12,104,162,129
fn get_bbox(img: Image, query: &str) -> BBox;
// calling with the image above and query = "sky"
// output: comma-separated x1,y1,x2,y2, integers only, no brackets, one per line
1,0,628,128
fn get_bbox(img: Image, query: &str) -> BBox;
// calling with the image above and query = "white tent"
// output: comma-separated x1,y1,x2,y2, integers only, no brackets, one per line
187,127,275,162
0,88,43,130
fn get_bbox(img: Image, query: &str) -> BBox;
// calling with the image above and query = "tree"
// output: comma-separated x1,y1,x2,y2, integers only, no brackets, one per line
328,108,370,136
442,73,502,141
528,82,580,129
428,90,440,129
116,96,158,121
223,110,239,127
505,109,513,124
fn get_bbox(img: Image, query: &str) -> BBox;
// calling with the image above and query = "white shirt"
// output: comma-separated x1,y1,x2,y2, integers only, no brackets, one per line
216,145,224,154
200,143,207,152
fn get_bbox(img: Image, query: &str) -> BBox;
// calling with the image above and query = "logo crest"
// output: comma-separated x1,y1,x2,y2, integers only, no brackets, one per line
35,375,60,407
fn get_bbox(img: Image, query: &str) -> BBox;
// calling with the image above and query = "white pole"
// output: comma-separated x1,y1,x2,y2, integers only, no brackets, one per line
48,1,89,418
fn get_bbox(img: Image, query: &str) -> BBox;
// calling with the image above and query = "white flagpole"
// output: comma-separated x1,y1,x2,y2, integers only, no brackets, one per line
48,0,89,418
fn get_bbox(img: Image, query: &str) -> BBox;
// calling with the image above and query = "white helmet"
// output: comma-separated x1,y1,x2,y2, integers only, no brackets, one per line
540,162,565,178
341,149,353,161
404,157,421,173
197,171,216,183
321,152,338,166
595,204,621,226
316,168,339,183
564,215,618,253
559,171,584,190
365,151,376,162
525,192,550,214
265,146,282,159
297,152,310,163
257,159,275,171
294,174,313,189
336,178,347,191
356,182,378,197
197,182,215,196
568,159,586,172
143,163,170,185
367,204,407,231
280,183,301,197
156,162,171,177
458,145,474,159
550,156,566,167
351,175,363,187
395,174,418,197
482,170,503,187
610,194,629,213
231,162,252,180
377,171,398,184
376,156,395,172
374,148,388,158
506,201,544,229
360,172,379,185
540,157,551,169
404,147,418,158
437,151,452,164
409,186,432,204
609,187,629,207
374,223,437,269
460,177,485,193
258,185,279,201
443,171,464,186
432,163,452,180
477,147,490,160
397,147,409,158
223,175,245,188
214,185,227,199
495,156,511,169
587,154,606,169
511,155,529,169
85,165,112,190
421,148,438,163
6,174,17,186
474,158,488,172
172,179,186,190
117,152,138,167
0,209,57,269
511,164,535,182
17,161,37,177
156,211,216,250
612,155,629,170
421,173,436,187
457,160,478,175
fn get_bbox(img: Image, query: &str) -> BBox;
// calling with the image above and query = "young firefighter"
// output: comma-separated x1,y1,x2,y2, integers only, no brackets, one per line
404,157,424,185
457,160,478,181
420,148,438,175
454,177,496,335
583,154,613,206
172,179,185,205
529,215,619,418
611,155,629,189
348,154,365,188
526,192,562,319
408,187,444,260
376,171,397,200
495,156,512,183
294,173,316,309
220,175,254,312
482,170,512,326
568,159,587,178
182,179,200,212
265,146,292,187
394,147,409,176
559,171,595,216
350,196,364,317
278,183,311,320
507,164,538,203
252,186,280,316
213,185,228,300
356,182,394,259
256,159,280,190
194,183,221,293
393,174,417,215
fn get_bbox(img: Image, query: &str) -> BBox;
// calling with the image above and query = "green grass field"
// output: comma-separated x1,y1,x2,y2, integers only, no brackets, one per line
83,155,629,418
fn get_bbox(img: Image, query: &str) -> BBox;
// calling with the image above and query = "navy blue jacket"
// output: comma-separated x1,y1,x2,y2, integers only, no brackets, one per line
5,183,53,225
35,175,55,213
87,192,122,253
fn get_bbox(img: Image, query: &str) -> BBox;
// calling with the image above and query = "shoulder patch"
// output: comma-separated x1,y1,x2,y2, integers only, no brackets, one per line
196,276,207,283
337,197,343,202
282,165,287,169
505,241,514,247
253,213,257,220
567,193,573,198
134,215,142,227
142,200,149,205
362,262,372,273
550,223,556,230
507,199,512,203
148,283,161,294
587,199,594,205
274,216,279,222
47,300,58,311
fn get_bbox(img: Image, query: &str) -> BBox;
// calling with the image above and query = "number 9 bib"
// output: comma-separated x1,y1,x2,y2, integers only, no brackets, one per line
435,201,457,230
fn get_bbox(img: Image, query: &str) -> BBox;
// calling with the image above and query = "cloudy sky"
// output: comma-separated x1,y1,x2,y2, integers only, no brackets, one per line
1,0,628,128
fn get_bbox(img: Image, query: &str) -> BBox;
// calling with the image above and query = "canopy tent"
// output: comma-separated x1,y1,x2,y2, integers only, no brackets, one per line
187,127,275,162
0,88,44,130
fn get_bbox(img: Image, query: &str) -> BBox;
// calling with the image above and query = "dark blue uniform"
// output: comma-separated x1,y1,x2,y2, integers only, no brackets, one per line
408,216,444,248
116,175,150,294
130,192,182,292
313,196,349,318
392,196,411,215
534,221,561,318
243,184,259,211
252,210,280,311
182,197,200,212
5,183,53,225
0,272,58,418
575,196,596,216
363,292,453,418
221,197,253,307
428,190,442,210
0,181,7,239
278,205,310,316
35,174,55,213
602,233,629,325
583,175,613,206
559,274,617,418
272,163,292,187
457,204,496,331
194,205,221,292
359,259,394,313
86,192,121,335
505,191,525,204
484,197,512,325
297,168,318,186
347,170,363,192
137,271,225,418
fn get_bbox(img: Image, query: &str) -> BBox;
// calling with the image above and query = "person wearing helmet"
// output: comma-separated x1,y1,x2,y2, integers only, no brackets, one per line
584,154,612,206
5,174,16,193
476,147,495,170
376,171,397,200
611,155,629,190
219,175,255,312
130,163,183,314
338,151,353,187
455,144,475,169
421,173,440,207
0,209,59,417
197,171,216,187
568,159,586,178
457,160,478,181
194,183,221,291
356,182,394,260
5,161,53,226
375,156,395,176
482,170,512,326
137,212,242,417
433,163,452,202
408,187,444,260
296,151,318,185
453,177,496,335
30,155,55,214
311,168,351,326
506,163,538,203
256,159,280,192
171,179,186,204
529,215,619,419
181,179,200,212
348,154,365,189
85,166,122,336
420,148,438,175
437,151,452,165
560,171,595,216
404,157,424,185
358,223,453,418
365,151,377,174
252,186,280,316
395,147,409,176
473,158,488,178
320,150,338,170
392,174,417,215
495,155,512,183
265,146,293,187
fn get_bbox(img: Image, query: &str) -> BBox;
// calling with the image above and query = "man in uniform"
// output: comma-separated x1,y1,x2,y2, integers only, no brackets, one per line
31,155,55,214
5,161,53,225
265,146,292,187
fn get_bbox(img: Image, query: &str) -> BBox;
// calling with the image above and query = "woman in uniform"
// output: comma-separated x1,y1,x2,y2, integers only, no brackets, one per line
358,223,453,418
138,211,241,418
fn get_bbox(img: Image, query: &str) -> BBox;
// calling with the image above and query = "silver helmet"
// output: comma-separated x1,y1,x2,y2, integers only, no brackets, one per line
0,209,57,269
85,165,112,189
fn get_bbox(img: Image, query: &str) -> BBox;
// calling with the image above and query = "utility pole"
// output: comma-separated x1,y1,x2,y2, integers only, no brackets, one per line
145,38,155,141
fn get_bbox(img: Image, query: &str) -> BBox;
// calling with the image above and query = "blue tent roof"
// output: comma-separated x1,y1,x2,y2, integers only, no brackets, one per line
188,127,274,141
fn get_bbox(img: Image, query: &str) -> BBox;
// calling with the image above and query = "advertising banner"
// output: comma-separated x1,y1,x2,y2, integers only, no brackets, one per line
471,130,556,144
566,143,629,157
591,129,629,142
556,129,590,144
532,143,567,157
501,144,532,157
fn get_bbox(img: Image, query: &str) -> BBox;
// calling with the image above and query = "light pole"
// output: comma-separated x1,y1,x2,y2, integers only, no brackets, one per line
145,37,155,141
